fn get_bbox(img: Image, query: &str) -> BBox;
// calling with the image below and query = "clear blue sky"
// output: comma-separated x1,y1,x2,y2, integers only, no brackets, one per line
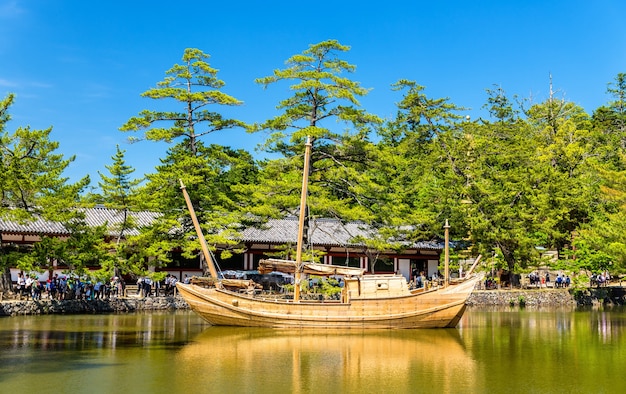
1,0,625,187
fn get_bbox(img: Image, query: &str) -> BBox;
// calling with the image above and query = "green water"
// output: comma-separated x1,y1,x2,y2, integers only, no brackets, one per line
0,307,625,394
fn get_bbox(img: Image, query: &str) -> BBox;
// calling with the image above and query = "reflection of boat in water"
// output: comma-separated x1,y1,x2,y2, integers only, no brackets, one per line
176,137,480,329
176,327,477,392
180,326,472,364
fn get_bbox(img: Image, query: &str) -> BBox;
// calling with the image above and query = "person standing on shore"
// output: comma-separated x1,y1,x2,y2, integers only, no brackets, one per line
154,279,161,296
17,273,26,299
164,275,172,295
25,275,33,298
170,276,178,295
94,281,102,299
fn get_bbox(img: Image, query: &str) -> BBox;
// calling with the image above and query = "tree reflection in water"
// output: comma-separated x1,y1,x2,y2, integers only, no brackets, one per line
1,308,626,393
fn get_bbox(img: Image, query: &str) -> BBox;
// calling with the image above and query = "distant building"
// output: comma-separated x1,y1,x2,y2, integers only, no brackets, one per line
1,207,443,282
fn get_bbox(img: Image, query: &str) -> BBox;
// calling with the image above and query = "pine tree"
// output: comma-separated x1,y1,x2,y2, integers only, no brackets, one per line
1,94,89,290
120,48,245,156
97,145,142,243
249,40,382,266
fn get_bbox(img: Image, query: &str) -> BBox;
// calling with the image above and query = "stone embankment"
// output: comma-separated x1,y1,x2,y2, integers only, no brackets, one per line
0,296,189,316
467,287,626,307
467,289,576,307
2,287,624,316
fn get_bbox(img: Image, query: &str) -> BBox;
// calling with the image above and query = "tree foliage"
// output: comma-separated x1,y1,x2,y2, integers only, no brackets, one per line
375,80,467,239
120,48,245,155
560,73,626,275
119,48,254,275
1,93,89,290
450,87,539,272
91,145,143,243
4,45,626,282
247,40,385,268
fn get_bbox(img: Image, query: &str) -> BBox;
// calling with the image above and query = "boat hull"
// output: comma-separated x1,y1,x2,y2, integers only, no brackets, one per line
176,277,478,329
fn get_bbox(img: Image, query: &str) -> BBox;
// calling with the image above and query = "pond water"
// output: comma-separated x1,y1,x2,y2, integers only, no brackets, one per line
1,307,625,394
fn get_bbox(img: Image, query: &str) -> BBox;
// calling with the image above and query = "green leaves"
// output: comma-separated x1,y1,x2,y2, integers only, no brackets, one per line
130,141,259,275
252,40,378,152
1,94,87,224
120,48,245,155
4,45,626,282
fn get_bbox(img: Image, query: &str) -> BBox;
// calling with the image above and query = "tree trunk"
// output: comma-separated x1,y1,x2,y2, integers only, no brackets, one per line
497,241,518,287
116,208,128,246
365,249,380,274
0,265,13,292
0,235,15,292
200,253,210,277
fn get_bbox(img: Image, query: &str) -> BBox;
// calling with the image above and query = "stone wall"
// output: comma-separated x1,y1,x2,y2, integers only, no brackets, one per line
468,287,626,307
3,287,624,316
467,289,577,307
0,296,189,316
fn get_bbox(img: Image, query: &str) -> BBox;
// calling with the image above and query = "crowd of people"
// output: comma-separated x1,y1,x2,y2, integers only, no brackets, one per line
14,272,125,301
527,271,571,288
134,274,179,297
12,272,181,301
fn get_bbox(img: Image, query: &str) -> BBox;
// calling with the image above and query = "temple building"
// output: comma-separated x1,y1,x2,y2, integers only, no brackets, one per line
1,206,443,283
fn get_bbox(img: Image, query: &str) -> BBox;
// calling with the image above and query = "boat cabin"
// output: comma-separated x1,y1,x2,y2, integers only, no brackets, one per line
344,275,413,300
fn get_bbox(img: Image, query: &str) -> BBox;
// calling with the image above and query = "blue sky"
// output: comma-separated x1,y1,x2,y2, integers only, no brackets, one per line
1,0,625,188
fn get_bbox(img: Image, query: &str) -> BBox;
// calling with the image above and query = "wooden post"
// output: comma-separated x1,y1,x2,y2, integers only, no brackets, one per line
179,180,219,281
294,136,312,302
444,219,450,288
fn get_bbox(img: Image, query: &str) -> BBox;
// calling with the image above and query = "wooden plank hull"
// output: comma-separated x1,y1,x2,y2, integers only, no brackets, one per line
176,276,479,329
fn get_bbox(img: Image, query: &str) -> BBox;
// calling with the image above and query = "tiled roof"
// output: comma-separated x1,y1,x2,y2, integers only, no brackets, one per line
0,215,67,235
242,217,371,246
242,217,443,250
1,208,441,250
82,206,161,236
0,206,161,237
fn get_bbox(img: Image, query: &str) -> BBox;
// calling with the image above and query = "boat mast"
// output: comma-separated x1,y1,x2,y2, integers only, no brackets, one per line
294,136,312,302
444,219,450,287
179,179,219,281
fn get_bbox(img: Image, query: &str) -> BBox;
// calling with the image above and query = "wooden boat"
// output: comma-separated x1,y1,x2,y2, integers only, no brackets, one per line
176,137,480,329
